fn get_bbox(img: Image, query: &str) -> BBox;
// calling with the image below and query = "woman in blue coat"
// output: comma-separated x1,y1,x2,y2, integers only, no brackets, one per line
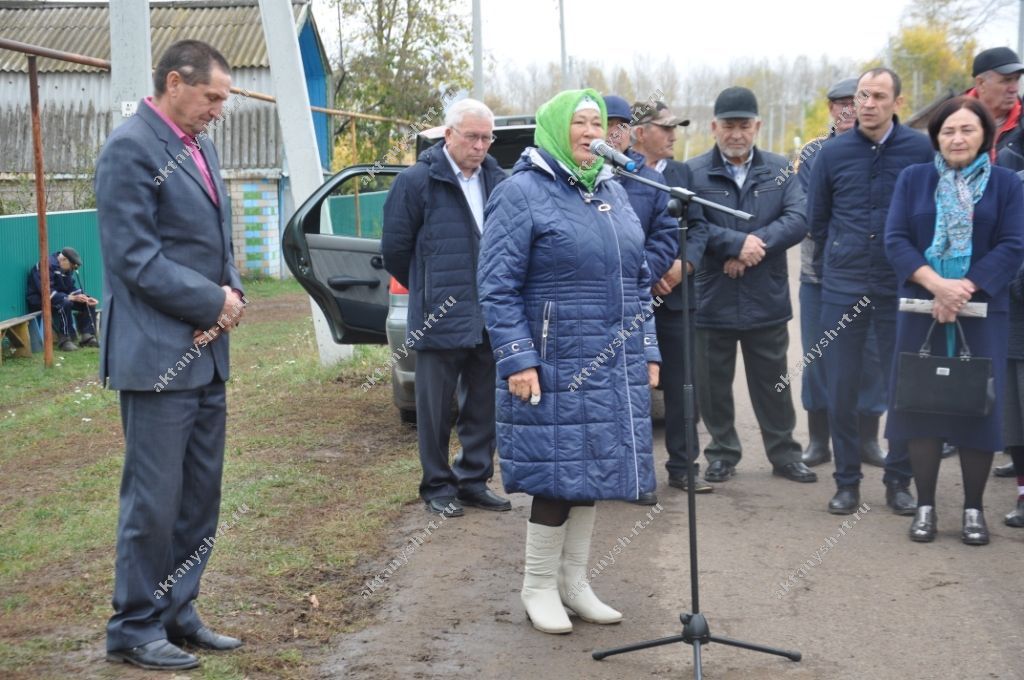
885,96,1024,545
478,90,661,634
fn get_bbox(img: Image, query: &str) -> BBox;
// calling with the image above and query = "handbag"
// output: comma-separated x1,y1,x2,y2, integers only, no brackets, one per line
893,319,994,417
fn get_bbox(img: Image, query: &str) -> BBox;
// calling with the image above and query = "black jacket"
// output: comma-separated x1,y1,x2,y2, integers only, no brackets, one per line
381,142,506,350
685,146,807,330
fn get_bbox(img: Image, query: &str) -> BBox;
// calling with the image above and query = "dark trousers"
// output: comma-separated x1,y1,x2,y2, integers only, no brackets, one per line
799,282,885,414
33,298,97,339
820,296,912,488
695,323,802,466
415,343,497,500
654,304,701,477
107,382,226,651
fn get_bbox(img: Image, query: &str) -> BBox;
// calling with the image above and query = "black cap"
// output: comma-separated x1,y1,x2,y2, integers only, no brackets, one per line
827,78,858,101
714,87,758,119
60,247,82,267
972,47,1024,77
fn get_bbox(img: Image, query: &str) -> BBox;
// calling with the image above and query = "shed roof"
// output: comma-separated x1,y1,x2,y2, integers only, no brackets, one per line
0,0,321,73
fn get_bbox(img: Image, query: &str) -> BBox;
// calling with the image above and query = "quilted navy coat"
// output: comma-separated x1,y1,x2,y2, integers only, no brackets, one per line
478,148,660,501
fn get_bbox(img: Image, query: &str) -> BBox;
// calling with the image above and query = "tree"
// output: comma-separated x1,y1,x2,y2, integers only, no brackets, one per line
332,0,472,163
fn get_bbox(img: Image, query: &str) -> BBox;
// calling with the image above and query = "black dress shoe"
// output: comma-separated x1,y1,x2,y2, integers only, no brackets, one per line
828,487,860,515
629,491,659,505
704,460,735,483
426,496,465,516
170,625,242,651
885,483,916,516
668,475,713,494
909,505,937,542
456,489,511,511
994,461,1016,477
1005,498,1024,527
772,461,818,483
107,639,199,670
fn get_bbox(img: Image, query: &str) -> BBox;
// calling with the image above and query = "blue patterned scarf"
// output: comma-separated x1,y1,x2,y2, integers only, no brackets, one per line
927,152,990,355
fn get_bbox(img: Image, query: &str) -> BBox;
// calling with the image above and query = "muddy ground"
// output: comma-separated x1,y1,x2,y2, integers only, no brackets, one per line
326,250,1024,680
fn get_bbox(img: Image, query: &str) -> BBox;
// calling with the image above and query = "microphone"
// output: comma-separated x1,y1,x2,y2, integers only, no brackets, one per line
589,139,637,172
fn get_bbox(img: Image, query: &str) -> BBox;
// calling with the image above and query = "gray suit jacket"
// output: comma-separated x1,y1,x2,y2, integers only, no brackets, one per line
95,100,243,391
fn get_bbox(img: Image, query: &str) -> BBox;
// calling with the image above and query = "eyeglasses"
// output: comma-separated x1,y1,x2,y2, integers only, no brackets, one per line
451,128,496,145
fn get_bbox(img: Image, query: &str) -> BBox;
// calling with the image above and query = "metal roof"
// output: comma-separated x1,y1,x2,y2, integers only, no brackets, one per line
0,1,314,73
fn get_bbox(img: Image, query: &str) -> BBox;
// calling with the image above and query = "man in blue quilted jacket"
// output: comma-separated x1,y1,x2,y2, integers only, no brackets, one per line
686,87,817,486
382,99,511,516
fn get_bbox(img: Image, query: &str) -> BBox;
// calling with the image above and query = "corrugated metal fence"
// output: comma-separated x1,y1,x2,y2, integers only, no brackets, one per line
0,209,102,320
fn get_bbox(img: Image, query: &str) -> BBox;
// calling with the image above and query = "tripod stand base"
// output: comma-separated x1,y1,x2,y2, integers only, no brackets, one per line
593,613,800,678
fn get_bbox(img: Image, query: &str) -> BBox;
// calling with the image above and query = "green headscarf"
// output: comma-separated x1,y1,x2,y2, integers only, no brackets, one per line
534,88,607,192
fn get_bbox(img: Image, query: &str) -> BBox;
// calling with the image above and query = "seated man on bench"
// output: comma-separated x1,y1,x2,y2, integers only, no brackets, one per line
26,247,99,351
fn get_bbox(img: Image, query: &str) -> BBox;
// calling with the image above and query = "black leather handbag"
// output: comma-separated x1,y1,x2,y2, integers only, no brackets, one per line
894,319,994,417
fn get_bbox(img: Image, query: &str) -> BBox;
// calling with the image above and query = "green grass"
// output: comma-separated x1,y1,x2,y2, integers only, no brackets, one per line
0,277,422,679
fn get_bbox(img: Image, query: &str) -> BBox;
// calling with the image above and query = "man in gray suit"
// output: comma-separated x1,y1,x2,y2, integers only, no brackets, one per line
96,40,245,671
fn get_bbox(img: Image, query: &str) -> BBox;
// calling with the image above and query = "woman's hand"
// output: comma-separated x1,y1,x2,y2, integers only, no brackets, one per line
929,277,976,324
509,367,541,402
648,362,660,388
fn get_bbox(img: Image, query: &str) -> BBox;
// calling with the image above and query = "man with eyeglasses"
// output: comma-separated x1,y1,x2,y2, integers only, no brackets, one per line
795,78,889,471
383,98,510,517
26,246,99,351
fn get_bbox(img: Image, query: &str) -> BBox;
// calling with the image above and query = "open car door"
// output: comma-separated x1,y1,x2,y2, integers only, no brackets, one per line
282,164,404,344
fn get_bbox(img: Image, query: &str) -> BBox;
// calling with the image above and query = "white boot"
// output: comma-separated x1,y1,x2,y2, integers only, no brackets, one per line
558,506,623,624
521,520,573,634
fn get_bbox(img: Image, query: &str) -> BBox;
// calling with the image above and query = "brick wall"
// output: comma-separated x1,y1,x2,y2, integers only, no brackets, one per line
228,178,280,278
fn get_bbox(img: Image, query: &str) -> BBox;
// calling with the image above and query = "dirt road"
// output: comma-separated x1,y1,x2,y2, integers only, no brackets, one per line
326,250,1024,680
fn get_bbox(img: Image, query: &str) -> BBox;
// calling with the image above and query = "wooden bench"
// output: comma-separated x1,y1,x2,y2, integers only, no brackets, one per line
0,311,42,365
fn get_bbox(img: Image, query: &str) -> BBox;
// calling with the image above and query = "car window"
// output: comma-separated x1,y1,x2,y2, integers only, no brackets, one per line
319,174,396,239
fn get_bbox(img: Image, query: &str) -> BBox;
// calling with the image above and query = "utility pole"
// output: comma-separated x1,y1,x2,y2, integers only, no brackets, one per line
1018,0,1024,60
559,0,569,89
108,0,151,127
259,0,351,365
472,0,483,100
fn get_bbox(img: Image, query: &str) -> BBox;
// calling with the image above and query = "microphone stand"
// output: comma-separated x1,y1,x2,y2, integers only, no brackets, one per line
592,165,802,679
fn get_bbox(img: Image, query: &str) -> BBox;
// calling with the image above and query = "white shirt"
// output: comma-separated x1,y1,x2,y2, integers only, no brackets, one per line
443,145,485,232
655,158,668,173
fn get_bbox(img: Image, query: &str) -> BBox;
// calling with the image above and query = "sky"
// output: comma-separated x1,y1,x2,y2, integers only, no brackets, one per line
311,0,1022,76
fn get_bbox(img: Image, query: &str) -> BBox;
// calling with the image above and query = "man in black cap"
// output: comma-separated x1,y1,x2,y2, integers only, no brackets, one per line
794,78,888,470
630,100,713,494
686,86,814,486
968,47,1024,155
26,247,99,351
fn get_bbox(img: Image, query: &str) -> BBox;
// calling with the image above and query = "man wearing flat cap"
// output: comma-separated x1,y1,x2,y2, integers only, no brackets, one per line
967,47,1024,155
794,78,888,471
686,87,814,487
631,100,714,494
26,246,99,351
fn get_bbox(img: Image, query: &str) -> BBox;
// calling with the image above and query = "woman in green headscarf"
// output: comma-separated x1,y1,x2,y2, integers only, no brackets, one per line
478,90,662,634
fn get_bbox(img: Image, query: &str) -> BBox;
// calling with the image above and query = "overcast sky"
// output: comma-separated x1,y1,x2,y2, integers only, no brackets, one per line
312,0,1021,78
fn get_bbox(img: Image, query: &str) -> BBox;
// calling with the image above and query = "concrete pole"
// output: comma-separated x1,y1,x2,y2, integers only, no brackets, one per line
1018,0,1024,61
258,0,351,365
559,0,569,89
108,0,152,127
472,0,483,100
